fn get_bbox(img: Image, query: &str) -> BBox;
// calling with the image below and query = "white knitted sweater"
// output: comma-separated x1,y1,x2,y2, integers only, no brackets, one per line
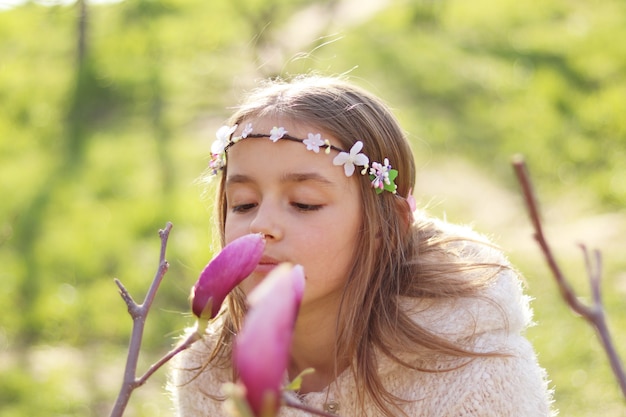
169,221,555,417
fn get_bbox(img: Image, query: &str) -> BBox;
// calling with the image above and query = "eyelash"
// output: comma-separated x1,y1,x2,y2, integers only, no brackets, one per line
230,202,323,213
291,202,323,212
231,203,256,213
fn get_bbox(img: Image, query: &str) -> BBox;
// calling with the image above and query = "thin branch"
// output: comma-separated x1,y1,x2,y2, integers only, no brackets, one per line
114,278,138,314
581,245,602,310
142,224,173,311
511,156,592,317
136,330,201,387
109,222,175,417
511,155,626,399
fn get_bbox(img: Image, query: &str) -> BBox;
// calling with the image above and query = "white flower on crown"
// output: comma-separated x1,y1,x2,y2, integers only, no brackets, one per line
269,126,287,142
332,141,369,177
207,124,399,195
212,124,237,155
241,123,253,138
303,133,325,153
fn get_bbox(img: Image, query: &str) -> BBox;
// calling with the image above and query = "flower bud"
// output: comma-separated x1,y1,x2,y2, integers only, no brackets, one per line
190,233,265,320
234,263,305,417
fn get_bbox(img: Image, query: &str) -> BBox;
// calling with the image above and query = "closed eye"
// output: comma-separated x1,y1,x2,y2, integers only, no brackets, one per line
231,203,257,213
291,202,323,212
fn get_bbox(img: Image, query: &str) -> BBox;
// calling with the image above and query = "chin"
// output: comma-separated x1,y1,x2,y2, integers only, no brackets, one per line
240,272,266,294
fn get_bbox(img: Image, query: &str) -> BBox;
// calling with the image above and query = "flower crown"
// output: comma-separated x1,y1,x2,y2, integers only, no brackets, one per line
209,123,399,194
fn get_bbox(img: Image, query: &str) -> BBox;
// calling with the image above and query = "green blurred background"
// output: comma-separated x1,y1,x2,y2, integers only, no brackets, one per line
0,0,624,416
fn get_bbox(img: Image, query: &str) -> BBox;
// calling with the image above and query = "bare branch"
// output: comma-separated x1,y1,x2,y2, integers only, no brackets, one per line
114,278,138,314
580,245,602,311
136,331,201,387
511,156,592,317
511,155,626,399
109,222,177,417
141,222,172,310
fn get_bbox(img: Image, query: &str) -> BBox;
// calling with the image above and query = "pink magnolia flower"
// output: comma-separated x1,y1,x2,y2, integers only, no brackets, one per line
234,263,305,417
190,234,265,320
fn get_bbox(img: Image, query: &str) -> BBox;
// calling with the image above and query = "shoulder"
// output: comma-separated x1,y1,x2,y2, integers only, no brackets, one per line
415,212,509,264
409,214,534,344
389,215,555,414
167,319,231,417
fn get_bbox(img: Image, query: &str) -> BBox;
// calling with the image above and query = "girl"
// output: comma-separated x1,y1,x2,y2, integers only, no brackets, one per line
170,75,554,416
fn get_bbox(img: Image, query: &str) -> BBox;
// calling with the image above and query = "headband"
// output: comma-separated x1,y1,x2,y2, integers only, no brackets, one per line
209,123,399,194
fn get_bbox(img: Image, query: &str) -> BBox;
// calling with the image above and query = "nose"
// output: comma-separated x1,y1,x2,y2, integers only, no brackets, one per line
249,201,283,241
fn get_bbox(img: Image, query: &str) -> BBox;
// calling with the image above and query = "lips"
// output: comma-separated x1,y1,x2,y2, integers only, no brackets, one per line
255,255,280,273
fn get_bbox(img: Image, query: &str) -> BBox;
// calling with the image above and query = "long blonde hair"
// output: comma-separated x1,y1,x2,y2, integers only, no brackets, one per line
209,75,505,416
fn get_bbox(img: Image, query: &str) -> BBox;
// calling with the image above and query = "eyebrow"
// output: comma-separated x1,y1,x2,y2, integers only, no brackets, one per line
226,172,335,187
281,172,334,186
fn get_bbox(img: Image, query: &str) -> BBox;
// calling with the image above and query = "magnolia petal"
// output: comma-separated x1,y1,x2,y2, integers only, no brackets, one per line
191,234,265,320
235,264,305,417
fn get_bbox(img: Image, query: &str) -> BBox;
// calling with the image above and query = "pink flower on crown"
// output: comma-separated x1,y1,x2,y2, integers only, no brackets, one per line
269,126,287,142
303,133,325,153
333,141,369,177
370,158,392,190
241,123,253,138
212,124,237,155
209,154,226,174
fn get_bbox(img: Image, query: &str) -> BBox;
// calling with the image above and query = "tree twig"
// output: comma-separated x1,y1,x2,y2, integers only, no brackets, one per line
136,330,201,387
511,155,626,399
109,222,181,417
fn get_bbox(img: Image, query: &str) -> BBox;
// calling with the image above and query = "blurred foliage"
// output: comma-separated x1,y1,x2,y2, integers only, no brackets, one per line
326,0,626,208
0,0,624,416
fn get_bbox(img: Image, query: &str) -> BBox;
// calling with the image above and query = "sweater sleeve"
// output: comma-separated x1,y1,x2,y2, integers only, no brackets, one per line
405,222,555,416
438,333,555,417
167,326,231,417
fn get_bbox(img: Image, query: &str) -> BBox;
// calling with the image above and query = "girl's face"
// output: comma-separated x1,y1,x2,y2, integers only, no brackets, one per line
224,118,363,312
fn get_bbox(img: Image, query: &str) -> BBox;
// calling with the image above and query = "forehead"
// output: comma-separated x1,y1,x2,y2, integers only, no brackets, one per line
227,118,345,175
226,137,340,179
234,117,333,143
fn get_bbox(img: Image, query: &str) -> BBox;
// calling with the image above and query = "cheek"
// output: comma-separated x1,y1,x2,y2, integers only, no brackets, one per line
223,216,248,244
308,220,359,269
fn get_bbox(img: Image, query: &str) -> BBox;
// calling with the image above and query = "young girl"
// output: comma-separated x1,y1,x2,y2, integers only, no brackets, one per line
170,75,554,416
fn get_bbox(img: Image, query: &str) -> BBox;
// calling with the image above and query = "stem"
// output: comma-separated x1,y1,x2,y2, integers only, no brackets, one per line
136,330,201,387
511,156,592,317
581,246,626,397
511,155,626,399
109,222,173,417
